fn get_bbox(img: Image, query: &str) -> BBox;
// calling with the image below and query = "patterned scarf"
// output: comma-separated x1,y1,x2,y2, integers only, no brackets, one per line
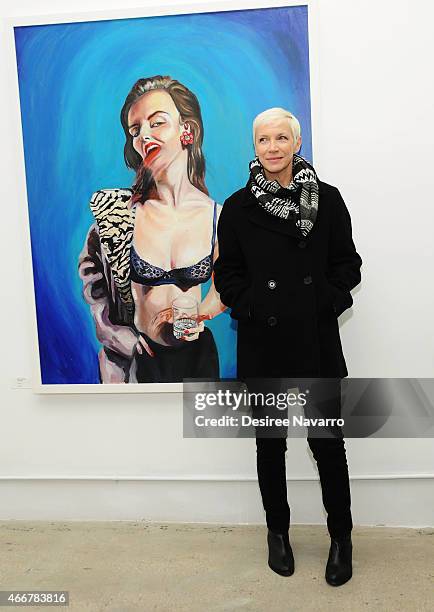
249,154,319,236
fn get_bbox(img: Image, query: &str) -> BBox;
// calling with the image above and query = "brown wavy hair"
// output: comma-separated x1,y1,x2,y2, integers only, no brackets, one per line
120,75,208,202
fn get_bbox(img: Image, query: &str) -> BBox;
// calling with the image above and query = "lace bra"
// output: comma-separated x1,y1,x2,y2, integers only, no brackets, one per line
130,201,217,288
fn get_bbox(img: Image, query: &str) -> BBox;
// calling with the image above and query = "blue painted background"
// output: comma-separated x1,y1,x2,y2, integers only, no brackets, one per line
14,6,312,384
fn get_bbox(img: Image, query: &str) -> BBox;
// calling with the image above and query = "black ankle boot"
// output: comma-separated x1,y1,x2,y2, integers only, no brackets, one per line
325,535,352,586
267,529,294,577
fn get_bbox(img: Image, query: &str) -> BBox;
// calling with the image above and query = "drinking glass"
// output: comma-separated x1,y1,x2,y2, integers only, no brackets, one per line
172,295,199,340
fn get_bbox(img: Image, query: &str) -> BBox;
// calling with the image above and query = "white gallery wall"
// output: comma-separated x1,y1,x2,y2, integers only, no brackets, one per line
0,0,433,526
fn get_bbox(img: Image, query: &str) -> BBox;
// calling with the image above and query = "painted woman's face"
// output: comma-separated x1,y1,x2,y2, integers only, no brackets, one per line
127,90,186,179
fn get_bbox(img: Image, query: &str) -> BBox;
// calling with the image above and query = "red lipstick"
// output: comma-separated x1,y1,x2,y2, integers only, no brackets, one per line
143,141,161,166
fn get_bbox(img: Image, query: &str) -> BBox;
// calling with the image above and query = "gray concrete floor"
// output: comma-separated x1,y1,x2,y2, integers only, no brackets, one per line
0,522,432,611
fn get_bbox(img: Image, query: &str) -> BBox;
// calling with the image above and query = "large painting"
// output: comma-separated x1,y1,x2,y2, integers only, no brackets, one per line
13,1,313,391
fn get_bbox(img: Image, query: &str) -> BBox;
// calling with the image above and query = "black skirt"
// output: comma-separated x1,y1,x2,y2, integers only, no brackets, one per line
135,327,220,383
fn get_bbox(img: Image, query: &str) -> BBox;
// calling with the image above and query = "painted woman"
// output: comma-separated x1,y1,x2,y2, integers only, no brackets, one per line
78,76,226,383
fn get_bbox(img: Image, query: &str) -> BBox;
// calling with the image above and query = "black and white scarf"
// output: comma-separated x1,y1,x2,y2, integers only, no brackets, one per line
249,154,319,236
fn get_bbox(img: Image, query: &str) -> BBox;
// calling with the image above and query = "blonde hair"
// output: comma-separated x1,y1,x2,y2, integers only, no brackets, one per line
253,107,301,143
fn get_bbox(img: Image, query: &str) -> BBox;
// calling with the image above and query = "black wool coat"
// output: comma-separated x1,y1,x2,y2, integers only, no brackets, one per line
213,179,362,378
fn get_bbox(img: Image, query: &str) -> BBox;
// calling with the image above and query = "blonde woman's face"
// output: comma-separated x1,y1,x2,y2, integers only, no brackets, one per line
254,118,301,178
127,90,186,177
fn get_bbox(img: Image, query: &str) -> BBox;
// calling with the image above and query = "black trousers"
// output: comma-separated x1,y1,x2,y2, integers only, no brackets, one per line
255,380,353,539
135,327,219,383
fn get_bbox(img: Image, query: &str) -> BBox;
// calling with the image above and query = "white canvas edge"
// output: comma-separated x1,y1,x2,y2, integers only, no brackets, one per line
6,0,309,27
6,0,318,394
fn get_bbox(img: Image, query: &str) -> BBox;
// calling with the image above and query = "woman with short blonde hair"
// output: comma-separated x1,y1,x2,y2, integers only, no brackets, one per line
214,107,362,586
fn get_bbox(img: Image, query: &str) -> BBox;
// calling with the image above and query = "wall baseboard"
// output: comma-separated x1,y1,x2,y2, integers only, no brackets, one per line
0,477,432,527
1,473,433,481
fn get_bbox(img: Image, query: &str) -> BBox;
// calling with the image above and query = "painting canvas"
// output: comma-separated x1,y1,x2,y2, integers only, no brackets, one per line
13,2,313,391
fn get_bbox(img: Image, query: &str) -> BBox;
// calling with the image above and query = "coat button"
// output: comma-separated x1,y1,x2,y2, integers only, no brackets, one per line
303,275,312,285
298,240,307,248
267,316,278,327
268,279,277,290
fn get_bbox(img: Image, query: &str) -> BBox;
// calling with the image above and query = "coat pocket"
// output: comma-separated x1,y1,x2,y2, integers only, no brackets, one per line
327,282,353,317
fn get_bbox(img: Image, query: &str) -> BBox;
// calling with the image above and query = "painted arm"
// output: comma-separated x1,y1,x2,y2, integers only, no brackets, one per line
78,223,139,357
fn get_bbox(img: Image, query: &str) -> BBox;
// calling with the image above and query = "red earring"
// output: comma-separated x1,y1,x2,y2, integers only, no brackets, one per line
180,130,194,146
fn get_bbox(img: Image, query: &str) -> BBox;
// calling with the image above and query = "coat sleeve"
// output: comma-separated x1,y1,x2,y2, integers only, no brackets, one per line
78,223,139,357
213,198,252,321
326,188,363,317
